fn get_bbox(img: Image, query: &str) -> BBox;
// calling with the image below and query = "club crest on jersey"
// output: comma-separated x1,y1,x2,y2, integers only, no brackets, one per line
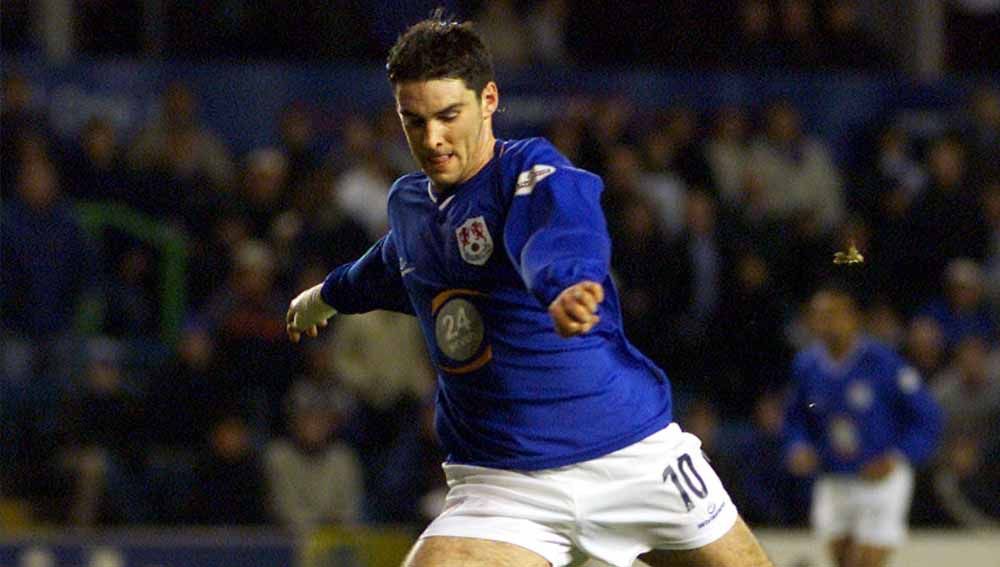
456,216,493,266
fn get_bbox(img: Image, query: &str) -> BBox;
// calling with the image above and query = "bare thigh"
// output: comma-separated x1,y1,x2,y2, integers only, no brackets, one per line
638,516,774,567
846,543,892,567
403,536,552,567
830,537,852,567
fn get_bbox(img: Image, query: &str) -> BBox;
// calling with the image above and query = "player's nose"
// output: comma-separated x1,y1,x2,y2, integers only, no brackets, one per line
423,120,446,150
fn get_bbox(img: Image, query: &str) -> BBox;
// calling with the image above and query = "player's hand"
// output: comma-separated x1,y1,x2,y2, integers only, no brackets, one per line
286,283,336,343
787,444,818,477
549,280,604,338
860,453,898,481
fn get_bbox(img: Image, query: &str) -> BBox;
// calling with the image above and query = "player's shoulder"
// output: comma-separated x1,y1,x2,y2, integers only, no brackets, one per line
499,137,601,196
858,337,906,370
791,343,825,379
387,171,429,201
502,136,565,162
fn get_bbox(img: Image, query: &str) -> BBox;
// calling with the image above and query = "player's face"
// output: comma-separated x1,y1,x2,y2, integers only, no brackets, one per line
395,78,498,188
809,292,861,347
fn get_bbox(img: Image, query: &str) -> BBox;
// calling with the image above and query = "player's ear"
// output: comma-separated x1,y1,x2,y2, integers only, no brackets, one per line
480,81,498,119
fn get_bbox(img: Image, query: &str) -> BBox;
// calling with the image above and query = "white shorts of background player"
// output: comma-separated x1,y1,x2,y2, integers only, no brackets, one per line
811,461,915,548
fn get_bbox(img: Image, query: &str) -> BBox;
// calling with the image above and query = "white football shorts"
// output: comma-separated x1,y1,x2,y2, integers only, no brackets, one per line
420,423,739,566
811,460,914,547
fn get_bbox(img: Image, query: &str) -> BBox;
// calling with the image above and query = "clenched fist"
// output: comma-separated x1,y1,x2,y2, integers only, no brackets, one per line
286,283,336,343
549,280,604,338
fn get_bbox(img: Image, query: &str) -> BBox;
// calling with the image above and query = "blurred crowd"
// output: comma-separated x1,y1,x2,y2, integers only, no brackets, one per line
2,19,1000,534
1,0,972,71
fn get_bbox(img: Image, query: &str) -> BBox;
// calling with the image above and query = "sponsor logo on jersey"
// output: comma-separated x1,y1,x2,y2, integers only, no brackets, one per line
847,380,874,411
829,415,859,458
897,367,921,394
399,257,415,276
456,216,493,266
514,164,556,196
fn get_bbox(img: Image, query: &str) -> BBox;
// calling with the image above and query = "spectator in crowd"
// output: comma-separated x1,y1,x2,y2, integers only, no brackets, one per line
103,246,159,340
577,96,633,176
776,0,824,68
902,135,989,311
1,154,97,386
857,125,927,224
185,209,252,309
329,310,433,522
527,0,571,66
332,115,394,240
474,0,530,67
917,259,997,350
731,392,810,526
705,106,752,206
747,99,844,233
609,144,686,238
1,71,48,197
962,85,1000,187
203,239,298,433
238,148,291,239
188,414,269,525
980,180,1000,307
58,337,148,525
265,391,363,530
277,103,322,194
145,320,224,451
931,335,1000,524
650,106,714,191
821,0,892,69
716,250,794,413
64,116,133,205
664,190,734,389
373,395,447,525
865,299,906,350
605,191,674,368
127,81,235,192
723,0,783,68
905,316,948,381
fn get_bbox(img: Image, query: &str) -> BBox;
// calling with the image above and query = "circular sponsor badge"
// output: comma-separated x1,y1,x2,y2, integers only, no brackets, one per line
434,298,485,362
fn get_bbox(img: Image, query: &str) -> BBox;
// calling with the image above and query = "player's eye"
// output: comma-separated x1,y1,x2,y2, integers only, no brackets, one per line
404,117,425,128
440,112,458,122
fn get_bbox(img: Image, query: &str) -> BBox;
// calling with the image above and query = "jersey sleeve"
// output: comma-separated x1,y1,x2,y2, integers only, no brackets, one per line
503,165,611,307
889,364,942,465
320,231,413,315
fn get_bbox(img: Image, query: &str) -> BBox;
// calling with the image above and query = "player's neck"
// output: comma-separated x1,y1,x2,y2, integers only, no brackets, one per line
464,130,497,184
826,334,860,362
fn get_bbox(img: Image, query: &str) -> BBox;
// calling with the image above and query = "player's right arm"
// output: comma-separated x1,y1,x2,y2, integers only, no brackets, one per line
286,231,412,343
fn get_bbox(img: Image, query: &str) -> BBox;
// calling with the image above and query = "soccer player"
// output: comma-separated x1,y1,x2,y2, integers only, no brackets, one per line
286,16,773,567
784,284,942,567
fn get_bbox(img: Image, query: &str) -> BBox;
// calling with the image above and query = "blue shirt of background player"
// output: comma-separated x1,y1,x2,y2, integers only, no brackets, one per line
321,137,673,471
783,336,942,475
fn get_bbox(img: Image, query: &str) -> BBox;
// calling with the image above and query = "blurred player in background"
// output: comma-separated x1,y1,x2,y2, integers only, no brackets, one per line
286,13,773,567
784,284,942,567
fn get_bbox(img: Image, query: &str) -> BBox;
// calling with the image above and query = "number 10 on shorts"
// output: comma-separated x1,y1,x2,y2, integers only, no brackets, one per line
662,453,709,512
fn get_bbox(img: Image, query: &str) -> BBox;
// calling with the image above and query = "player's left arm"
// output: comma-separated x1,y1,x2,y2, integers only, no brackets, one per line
503,166,610,337
890,365,943,466
863,364,943,480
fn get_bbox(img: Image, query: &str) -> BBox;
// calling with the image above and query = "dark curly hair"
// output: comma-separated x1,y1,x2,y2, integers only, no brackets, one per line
386,12,495,97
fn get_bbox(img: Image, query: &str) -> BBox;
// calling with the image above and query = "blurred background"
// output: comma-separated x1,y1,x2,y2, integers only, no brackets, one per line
1,0,999,565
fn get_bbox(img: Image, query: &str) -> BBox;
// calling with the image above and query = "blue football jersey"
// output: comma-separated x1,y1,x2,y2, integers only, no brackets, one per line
321,137,673,470
783,337,942,474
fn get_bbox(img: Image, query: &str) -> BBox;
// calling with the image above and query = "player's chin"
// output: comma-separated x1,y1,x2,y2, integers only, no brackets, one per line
426,170,457,186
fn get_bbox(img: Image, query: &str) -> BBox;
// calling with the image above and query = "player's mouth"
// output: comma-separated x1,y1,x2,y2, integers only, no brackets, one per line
427,153,454,169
